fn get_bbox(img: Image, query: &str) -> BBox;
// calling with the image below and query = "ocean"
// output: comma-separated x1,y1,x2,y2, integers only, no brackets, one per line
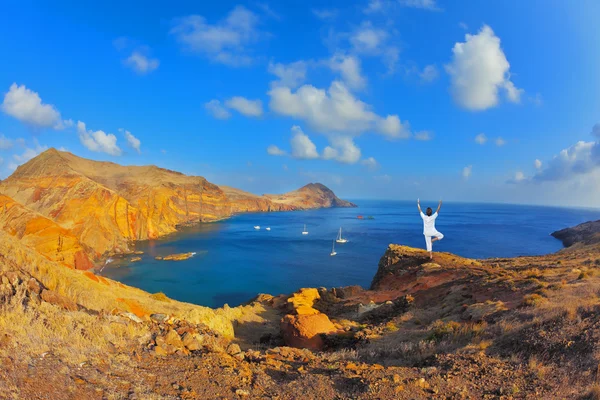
100,200,600,308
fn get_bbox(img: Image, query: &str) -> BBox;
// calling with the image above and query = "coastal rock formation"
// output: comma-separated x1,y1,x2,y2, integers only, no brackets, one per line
221,183,356,214
552,219,600,248
0,149,353,259
0,194,93,270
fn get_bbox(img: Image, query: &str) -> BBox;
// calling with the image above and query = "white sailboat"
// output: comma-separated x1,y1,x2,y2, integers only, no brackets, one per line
330,240,337,256
336,227,348,243
254,226,260,230
302,224,309,235
266,227,271,231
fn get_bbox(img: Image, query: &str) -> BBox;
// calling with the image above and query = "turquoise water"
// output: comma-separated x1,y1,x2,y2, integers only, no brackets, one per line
101,201,600,308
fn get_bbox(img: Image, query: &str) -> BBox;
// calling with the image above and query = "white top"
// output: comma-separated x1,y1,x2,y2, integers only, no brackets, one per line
420,211,438,235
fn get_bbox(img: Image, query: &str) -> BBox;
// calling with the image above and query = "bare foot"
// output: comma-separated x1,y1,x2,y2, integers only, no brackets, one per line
429,252,433,260
431,237,439,243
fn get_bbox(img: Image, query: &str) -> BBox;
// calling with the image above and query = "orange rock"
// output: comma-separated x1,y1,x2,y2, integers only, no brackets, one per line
280,313,337,350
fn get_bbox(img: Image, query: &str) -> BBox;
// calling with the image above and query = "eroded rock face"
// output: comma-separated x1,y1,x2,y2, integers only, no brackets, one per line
370,245,433,290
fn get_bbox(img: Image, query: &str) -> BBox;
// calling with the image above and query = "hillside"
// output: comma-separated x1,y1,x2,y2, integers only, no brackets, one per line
2,218,600,398
552,219,600,248
0,149,354,261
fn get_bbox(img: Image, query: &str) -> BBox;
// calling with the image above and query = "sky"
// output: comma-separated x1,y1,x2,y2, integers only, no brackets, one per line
0,0,599,207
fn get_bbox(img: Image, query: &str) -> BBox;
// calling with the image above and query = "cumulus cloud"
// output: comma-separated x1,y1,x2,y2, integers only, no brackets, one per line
224,96,263,117
495,137,506,146
399,0,441,11
532,140,600,182
119,128,141,153
446,25,523,111
268,80,409,139
77,121,122,156
124,51,159,74
535,159,542,169
1,83,64,129
322,136,362,164
267,145,286,156
414,131,433,141
171,6,261,66
327,54,366,90
361,156,379,170
475,133,487,145
462,165,472,179
205,100,231,119
268,61,307,89
290,126,319,159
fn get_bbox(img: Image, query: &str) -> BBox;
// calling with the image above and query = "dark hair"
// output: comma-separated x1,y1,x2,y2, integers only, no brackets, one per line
426,207,433,216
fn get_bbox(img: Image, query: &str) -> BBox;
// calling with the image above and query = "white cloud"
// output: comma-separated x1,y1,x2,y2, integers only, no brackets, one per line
77,121,122,156
419,65,439,82
348,22,399,74
361,156,379,170
533,140,600,182
290,125,319,159
224,96,263,117
312,9,338,19
119,128,141,153
535,159,542,169
205,100,231,119
322,136,362,164
268,80,408,139
462,165,472,179
2,83,63,129
268,61,307,89
124,51,159,74
414,130,433,141
514,171,525,182
475,133,487,145
171,6,261,66
446,25,523,111
328,54,366,90
495,137,506,146
267,145,286,156
399,0,441,11
0,134,13,150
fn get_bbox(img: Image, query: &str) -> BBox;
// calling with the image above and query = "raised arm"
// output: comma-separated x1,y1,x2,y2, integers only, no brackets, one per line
417,198,422,213
436,200,442,214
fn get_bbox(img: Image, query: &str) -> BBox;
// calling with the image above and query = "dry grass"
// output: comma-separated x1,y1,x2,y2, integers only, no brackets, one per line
528,355,550,379
0,288,150,365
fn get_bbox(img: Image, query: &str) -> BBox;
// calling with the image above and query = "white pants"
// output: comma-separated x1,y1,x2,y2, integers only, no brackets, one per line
424,231,444,252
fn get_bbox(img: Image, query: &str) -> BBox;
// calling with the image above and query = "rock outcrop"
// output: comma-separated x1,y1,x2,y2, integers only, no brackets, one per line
551,219,600,248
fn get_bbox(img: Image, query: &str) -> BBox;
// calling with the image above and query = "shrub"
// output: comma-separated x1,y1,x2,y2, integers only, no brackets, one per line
522,294,547,307
150,292,170,302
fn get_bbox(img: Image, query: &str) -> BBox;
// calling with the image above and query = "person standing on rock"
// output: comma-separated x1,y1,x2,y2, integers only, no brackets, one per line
417,199,444,259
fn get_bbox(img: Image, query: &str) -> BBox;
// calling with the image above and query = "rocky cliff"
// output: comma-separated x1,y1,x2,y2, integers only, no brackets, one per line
552,219,600,248
0,149,354,261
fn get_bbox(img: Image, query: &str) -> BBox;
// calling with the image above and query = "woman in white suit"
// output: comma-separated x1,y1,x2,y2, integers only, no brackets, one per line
417,199,443,259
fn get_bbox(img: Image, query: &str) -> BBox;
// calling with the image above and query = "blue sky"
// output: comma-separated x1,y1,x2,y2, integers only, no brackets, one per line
1,0,599,207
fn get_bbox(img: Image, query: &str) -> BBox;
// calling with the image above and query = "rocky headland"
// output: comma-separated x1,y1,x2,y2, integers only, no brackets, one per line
0,148,354,268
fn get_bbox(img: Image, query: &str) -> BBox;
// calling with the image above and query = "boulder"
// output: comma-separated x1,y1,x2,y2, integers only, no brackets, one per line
182,332,204,351
27,278,42,295
280,313,337,350
332,285,364,299
40,289,78,311
164,330,184,349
